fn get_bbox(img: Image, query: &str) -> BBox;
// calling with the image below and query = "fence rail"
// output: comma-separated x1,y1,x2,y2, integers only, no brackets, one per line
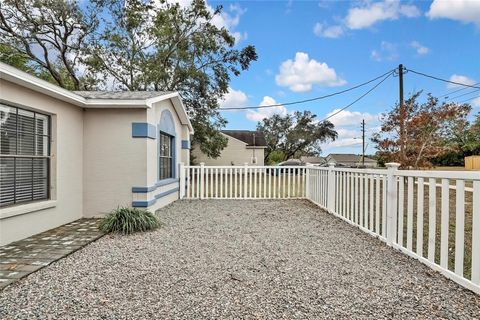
179,162,480,295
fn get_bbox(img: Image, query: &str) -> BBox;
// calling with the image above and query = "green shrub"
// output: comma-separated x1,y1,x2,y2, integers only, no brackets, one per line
99,207,160,234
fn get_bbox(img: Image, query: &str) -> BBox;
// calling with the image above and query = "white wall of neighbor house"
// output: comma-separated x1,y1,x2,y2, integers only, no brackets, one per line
82,108,146,217
192,134,265,166
0,79,84,246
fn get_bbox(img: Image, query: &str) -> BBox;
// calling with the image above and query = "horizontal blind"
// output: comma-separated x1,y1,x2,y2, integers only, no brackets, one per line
0,104,50,207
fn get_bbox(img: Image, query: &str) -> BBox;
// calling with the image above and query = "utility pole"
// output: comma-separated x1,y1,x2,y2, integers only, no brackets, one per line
398,64,405,166
361,119,365,166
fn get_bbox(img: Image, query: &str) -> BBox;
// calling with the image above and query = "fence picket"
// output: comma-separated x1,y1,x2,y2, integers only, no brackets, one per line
407,177,414,251
417,177,424,257
455,180,465,276
440,179,450,269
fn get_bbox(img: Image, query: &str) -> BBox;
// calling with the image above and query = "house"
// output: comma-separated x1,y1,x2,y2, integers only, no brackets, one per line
192,130,267,166
0,62,193,245
300,156,326,165
325,153,378,168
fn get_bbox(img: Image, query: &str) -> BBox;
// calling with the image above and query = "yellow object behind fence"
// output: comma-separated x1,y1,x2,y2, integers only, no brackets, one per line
465,155,480,170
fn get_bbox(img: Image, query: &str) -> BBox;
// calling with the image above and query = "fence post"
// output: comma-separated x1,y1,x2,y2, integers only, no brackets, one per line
179,162,185,199
386,162,400,245
200,162,205,200
327,163,336,213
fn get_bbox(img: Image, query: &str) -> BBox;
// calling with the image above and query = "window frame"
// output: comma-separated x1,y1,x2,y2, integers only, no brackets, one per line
158,131,174,181
0,104,51,207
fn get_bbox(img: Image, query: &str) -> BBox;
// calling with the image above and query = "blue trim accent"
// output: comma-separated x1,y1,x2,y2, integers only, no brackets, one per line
132,187,179,208
132,178,179,193
181,140,190,149
132,123,156,139
155,187,179,199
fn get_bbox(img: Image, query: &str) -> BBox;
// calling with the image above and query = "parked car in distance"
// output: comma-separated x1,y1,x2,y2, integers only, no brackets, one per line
272,160,305,175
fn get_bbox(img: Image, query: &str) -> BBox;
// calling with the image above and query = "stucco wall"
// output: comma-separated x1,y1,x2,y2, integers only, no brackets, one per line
83,108,146,217
142,100,190,212
192,134,265,166
0,79,84,245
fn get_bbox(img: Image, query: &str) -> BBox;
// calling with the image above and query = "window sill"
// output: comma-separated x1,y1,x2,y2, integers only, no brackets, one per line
0,200,57,220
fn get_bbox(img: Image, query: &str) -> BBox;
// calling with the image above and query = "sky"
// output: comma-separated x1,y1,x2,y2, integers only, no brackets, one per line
204,0,480,156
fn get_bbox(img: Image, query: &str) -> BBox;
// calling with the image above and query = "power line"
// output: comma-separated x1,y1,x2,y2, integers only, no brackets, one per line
317,70,393,123
439,82,480,98
218,69,395,110
405,68,480,90
448,88,480,101
456,95,480,105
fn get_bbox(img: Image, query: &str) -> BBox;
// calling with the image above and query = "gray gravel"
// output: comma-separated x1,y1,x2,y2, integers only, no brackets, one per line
1,200,479,319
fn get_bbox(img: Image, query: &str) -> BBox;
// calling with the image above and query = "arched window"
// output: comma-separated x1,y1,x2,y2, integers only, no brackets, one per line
159,110,175,180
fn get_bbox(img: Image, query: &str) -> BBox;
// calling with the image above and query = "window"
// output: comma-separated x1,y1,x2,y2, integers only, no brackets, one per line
159,132,173,180
0,104,50,207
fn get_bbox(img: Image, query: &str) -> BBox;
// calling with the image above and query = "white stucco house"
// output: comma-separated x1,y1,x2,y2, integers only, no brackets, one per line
0,62,193,245
192,130,267,166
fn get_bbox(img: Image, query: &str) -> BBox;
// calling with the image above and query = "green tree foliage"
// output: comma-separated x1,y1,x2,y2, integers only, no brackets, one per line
0,0,258,158
257,111,337,162
84,0,257,158
433,112,480,166
372,91,471,168
0,0,99,89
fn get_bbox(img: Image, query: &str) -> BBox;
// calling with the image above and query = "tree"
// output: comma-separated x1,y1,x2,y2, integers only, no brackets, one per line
0,0,258,158
372,91,471,168
433,112,480,166
84,0,257,158
0,0,99,90
257,111,337,161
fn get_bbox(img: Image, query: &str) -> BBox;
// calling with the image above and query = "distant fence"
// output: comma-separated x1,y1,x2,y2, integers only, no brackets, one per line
465,156,480,170
180,163,480,295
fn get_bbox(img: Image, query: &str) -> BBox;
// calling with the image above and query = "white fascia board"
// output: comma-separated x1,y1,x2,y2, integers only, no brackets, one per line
1,62,194,131
146,92,194,134
1,63,86,106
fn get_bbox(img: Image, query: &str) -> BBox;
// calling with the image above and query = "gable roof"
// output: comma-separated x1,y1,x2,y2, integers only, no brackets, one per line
74,91,173,100
221,130,267,147
327,153,376,163
300,156,326,164
0,62,193,133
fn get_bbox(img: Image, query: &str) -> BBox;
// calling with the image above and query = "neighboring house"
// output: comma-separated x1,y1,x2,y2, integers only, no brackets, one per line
0,62,193,245
325,153,378,168
300,156,326,165
192,130,267,166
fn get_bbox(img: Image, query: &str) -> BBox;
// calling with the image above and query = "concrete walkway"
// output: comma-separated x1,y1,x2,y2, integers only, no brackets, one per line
0,219,103,289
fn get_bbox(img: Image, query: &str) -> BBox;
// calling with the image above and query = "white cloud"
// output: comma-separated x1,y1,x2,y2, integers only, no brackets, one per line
447,74,476,89
345,0,420,30
471,97,480,107
219,87,248,109
370,41,398,62
325,109,379,127
427,0,480,25
246,96,287,122
275,52,346,93
313,23,344,38
410,41,429,55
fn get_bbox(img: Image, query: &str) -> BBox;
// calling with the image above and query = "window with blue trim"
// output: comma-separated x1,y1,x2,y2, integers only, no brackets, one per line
159,132,173,180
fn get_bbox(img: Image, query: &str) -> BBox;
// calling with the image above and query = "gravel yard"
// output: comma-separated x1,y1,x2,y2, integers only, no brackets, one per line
1,200,479,319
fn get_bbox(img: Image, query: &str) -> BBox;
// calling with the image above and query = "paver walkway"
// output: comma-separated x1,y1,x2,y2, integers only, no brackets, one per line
0,219,103,289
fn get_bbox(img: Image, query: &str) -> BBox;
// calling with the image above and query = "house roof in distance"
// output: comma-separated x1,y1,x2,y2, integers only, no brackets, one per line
327,153,376,163
221,130,267,147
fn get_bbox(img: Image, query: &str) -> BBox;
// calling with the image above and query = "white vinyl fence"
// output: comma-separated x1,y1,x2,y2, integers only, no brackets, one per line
180,162,480,295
